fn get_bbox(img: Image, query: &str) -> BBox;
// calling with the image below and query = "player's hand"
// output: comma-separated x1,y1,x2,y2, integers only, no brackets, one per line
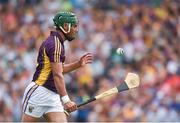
79,53,93,67
64,101,77,113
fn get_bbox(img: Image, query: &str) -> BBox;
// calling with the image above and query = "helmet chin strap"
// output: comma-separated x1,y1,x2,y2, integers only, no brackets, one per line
59,23,71,34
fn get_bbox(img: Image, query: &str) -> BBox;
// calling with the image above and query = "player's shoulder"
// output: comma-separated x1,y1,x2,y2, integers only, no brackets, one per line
44,36,63,53
44,35,56,47
43,31,63,49
46,33,62,43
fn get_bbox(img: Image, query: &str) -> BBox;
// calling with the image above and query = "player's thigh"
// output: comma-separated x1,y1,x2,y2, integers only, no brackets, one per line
21,113,40,122
44,112,67,122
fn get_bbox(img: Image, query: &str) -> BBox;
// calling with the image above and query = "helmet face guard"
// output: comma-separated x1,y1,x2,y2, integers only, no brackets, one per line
53,12,78,34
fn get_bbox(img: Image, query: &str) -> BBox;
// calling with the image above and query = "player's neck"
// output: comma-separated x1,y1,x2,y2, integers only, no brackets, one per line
58,31,66,42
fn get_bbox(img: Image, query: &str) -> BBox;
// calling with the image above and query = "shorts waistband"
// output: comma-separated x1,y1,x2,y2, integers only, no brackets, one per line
32,82,58,95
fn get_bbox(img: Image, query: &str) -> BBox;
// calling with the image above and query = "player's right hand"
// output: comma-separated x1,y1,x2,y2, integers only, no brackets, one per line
64,101,77,112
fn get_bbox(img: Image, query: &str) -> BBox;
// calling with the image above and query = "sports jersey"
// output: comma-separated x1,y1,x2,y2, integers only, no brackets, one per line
32,31,65,93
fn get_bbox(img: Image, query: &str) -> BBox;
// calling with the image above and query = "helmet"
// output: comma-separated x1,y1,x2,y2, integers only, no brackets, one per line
53,12,78,33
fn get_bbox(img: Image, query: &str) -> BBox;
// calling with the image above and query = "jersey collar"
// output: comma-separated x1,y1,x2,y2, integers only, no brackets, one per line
50,31,64,43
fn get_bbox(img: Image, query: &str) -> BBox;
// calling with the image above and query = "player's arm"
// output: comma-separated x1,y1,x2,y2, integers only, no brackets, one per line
62,53,93,74
62,61,81,74
51,62,67,97
46,38,77,112
51,62,77,112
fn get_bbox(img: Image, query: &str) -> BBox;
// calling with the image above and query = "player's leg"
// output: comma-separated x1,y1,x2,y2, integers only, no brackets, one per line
21,113,40,122
43,102,67,122
44,112,67,122
21,82,45,122
21,102,46,122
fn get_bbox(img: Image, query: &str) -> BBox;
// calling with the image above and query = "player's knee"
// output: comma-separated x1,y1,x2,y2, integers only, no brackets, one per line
44,112,67,122
21,113,39,122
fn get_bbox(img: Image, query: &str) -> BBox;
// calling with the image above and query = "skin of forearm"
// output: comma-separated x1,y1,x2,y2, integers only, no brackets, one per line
53,73,67,97
62,60,81,74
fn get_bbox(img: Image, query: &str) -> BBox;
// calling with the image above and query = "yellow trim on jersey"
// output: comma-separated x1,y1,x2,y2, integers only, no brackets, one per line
54,37,57,62
56,36,59,62
54,36,62,62
36,48,51,85
58,37,61,62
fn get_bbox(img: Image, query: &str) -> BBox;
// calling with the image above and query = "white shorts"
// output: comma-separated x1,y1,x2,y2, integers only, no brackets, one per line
22,82,64,118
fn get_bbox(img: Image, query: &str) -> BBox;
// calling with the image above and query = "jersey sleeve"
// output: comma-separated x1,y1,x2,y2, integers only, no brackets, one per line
45,36,62,63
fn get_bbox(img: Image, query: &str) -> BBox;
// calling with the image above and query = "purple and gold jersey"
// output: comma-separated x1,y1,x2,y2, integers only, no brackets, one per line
32,31,65,93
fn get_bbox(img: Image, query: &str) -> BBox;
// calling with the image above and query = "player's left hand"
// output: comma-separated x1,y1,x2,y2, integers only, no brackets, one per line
79,53,93,67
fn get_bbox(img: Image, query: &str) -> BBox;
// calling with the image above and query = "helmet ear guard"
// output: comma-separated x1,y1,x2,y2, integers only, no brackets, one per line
59,23,71,34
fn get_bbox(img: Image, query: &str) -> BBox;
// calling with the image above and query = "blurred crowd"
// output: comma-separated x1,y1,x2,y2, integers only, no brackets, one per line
0,0,180,122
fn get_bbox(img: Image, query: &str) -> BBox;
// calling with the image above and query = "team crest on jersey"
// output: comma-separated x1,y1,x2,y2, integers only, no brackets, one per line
28,106,34,113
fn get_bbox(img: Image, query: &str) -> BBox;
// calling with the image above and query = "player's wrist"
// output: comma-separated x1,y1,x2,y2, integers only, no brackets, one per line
77,60,82,67
61,95,71,104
